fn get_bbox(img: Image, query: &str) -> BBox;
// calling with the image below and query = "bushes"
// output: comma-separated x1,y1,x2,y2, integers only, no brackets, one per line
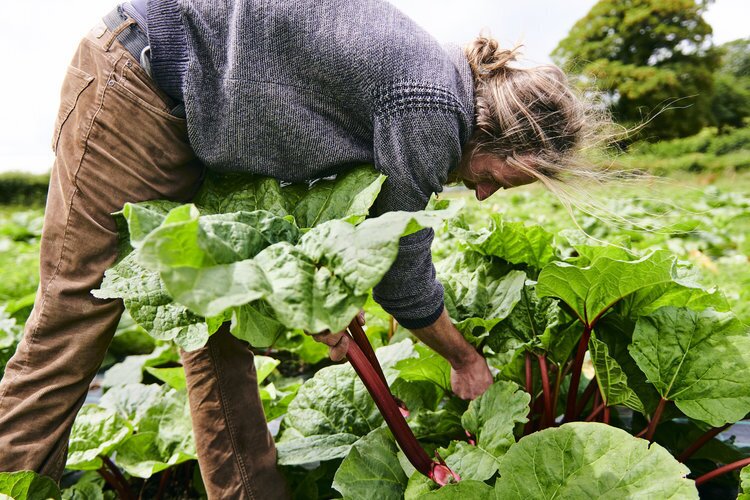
623,126,750,174
0,172,50,207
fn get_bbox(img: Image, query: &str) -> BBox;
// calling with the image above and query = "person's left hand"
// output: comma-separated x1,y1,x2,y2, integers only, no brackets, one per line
311,312,365,361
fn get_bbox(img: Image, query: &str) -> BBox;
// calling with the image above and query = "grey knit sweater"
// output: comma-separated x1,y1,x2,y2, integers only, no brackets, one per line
145,0,475,328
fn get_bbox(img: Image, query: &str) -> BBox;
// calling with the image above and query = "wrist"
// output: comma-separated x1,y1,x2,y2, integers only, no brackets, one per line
448,345,482,370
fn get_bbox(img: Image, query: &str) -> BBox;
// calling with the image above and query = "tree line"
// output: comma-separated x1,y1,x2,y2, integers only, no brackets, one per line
552,0,749,141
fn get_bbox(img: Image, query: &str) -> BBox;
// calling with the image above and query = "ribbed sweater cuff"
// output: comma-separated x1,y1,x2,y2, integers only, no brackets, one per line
395,303,444,330
147,0,187,101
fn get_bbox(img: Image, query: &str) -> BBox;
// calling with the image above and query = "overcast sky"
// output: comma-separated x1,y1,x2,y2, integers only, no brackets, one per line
0,0,747,174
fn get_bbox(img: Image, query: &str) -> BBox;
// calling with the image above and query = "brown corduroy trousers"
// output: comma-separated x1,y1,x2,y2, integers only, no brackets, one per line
0,19,289,500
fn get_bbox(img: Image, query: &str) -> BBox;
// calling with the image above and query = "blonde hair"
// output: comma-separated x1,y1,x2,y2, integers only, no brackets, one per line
462,33,636,220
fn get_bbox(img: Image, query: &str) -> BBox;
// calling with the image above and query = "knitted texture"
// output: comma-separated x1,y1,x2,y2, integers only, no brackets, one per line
146,0,475,326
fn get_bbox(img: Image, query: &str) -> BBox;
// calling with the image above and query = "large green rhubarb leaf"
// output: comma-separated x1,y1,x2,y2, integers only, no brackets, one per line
193,172,288,216
290,166,385,227
331,427,408,500
276,364,382,465
537,250,676,325
588,332,644,413
0,471,60,500
114,387,196,478
629,307,750,426
394,344,451,393
66,405,132,470
277,341,415,465
488,282,576,364
193,165,385,226
136,207,299,270
437,251,526,343
439,380,529,481
92,253,216,351
494,422,697,499
160,205,458,335
450,214,556,270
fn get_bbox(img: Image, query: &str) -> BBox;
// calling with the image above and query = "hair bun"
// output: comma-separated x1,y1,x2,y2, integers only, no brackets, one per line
465,34,522,78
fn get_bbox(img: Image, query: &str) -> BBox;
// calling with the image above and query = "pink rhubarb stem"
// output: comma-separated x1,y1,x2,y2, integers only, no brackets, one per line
585,402,605,422
537,354,553,428
345,332,457,484
575,377,598,417
695,457,750,486
564,325,592,422
678,424,731,463
524,352,534,435
644,397,667,443
348,318,389,389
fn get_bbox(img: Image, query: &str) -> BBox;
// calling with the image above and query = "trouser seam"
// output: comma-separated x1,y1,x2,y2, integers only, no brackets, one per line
209,339,257,500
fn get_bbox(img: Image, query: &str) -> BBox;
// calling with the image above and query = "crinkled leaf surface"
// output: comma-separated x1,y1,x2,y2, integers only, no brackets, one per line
61,480,107,500
437,251,526,342
537,250,676,325
331,427,407,500
193,172,288,216
488,282,574,364
277,342,415,465
66,405,132,470
192,165,383,224
0,471,60,500
92,253,213,351
99,383,163,426
291,166,385,227
136,207,299,270
589,332,644,413
440,380,529,481
394,344,451,392
629,307,750,426
136,203,457,336
450,214,556,270
114,388,196,478
494,422,698,499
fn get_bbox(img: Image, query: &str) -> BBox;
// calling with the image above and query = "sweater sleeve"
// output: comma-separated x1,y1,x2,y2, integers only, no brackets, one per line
370,105,466,329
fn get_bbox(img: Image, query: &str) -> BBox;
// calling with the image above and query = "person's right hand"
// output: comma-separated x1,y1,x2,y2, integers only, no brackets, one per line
450,350,494,400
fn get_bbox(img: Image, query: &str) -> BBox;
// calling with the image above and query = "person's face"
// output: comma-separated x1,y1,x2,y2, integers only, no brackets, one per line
458,153,538,201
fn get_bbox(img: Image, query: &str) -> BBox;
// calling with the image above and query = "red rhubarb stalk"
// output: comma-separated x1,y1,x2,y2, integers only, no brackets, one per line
564,325,592,422
349,318,409,417
345,329,458,485
524,352,534,435
644,397,667,442
575,377,598,417
677,424,731,463
695,457,750,486
537,354,553,429
585,402,605,422
602,405,611,425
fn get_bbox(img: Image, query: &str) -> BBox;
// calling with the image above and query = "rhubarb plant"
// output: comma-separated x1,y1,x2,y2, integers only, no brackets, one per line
93,166,458,350
57,168,748,496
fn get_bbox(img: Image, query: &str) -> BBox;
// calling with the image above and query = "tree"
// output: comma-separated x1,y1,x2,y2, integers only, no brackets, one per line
711,38,750,132
552,0,720,141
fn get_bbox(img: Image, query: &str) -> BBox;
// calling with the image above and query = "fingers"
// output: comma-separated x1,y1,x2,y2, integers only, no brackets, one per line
329,335,350,362
356,310,365,327
311,330,351,361
312,330,341,346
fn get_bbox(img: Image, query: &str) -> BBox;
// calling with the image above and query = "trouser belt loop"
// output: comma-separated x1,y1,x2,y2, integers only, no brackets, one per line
103,17,137,51
102,5,149,59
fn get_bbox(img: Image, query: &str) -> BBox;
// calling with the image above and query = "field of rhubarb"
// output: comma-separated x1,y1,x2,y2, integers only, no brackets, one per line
1,167,750,499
